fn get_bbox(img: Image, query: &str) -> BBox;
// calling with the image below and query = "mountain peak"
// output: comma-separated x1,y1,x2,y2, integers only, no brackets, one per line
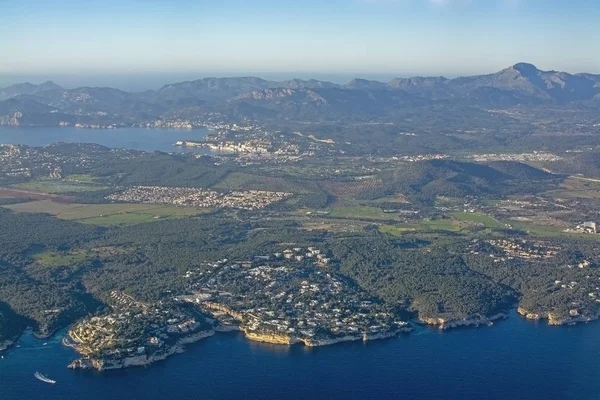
38,81,62,90
511,62,539,75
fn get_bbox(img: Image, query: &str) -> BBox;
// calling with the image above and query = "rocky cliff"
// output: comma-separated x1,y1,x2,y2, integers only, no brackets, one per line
419,313,508,330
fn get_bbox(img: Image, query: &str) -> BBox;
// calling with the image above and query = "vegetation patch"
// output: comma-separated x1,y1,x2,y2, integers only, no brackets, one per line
35,250,91,268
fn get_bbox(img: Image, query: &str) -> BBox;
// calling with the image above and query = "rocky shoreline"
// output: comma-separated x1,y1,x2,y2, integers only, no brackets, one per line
418,313,508,330
517,306,599,326
0,340,13,353
240,326,412,347
56,306,600,371
67,330,216,371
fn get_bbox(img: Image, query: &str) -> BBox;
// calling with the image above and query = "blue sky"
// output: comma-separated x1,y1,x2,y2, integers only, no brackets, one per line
1,0,599,87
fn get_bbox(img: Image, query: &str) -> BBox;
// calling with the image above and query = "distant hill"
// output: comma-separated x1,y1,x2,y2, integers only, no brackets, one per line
1,63,599,126
362,160,559,204
0,81,63,101
446,63,600,102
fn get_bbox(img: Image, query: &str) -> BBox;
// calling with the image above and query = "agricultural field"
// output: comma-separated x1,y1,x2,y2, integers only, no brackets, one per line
11,177,108,194
326,205,399,221
64,174,99,184
451,212,505,228
3,200,211,226
318,179,382,198
544,176,600,199
379,219,463,236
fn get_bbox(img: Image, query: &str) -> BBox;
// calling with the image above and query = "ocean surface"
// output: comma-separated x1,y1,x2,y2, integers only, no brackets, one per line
1,313,600,400
0,127,212,153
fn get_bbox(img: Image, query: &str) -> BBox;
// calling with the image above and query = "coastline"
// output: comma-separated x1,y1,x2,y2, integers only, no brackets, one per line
418,312,509,330
240,326,412,347
0,339,14,353
67,329,216,371
517,306,599,326
4,305,596,371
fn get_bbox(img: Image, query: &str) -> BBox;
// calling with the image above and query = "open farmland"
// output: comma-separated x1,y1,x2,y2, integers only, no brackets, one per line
11,179,108,194
451,212,505,228
327,205,399,221
3,200,211,226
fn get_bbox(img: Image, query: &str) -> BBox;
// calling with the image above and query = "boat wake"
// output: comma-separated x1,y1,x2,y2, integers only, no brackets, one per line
34,371,56,384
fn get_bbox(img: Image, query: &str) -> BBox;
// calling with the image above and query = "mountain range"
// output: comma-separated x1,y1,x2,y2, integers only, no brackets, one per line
1,63,599,126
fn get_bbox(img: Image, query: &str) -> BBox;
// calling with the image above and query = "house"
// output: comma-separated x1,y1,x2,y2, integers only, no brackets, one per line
583,221,598,233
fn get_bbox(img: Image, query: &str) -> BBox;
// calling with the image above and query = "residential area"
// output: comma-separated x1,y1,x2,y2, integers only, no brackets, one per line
106,186,292,210
182,248,410,346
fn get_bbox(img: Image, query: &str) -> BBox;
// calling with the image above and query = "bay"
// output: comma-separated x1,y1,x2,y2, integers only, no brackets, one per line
1,313,600,400
0,127,212,153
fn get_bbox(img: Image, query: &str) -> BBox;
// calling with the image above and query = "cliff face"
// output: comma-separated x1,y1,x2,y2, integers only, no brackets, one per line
242,329,300,345
241,327,409,347
517,306,599,326
517,306,541,320
68,330,215,371
0,112,22,126
303,335,362,347
419,313,507,330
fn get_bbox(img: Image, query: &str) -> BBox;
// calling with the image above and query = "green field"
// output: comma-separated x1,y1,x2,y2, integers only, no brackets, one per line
11,178,108,193
379,219,463,236
422,219,463,231
379,225,418,235
327,205,397,221
64,174,99,184
35,250,91,267
451,212,505,228
4,200,211,226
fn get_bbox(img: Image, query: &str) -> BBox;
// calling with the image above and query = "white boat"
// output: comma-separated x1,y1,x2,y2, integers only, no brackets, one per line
34,372,56,384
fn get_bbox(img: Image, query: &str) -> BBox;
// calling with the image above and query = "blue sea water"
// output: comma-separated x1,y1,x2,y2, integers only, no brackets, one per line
1,313,600,400
0,127,211,153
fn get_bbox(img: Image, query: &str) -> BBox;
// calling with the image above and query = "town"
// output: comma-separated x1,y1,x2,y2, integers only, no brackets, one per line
182,247,410,346
66,291,212,370
65,246,411,371
106,186,292,210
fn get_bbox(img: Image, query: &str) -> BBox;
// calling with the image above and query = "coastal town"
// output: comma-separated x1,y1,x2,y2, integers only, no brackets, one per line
65,247,411,370
66,291,213,370
183,247,410,346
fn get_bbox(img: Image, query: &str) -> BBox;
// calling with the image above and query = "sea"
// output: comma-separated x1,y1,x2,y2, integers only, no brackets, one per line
2,313,600,400
0,126,212,154
1,127,600,399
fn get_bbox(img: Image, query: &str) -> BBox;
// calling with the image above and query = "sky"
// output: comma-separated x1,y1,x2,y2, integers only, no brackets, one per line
1,0,599,89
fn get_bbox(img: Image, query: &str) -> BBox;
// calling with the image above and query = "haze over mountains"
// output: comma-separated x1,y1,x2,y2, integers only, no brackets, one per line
1,63,599,127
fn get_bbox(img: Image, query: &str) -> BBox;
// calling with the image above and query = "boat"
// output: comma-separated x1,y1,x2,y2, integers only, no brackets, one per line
34,372,56,384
